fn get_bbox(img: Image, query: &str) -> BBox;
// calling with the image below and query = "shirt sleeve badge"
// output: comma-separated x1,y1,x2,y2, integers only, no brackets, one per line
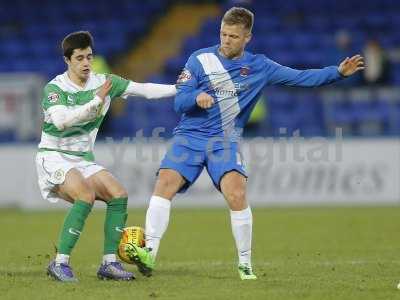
48,92,60,103
177,69,192,84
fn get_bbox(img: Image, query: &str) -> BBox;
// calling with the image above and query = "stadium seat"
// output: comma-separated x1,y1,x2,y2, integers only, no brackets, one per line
1,0,399,140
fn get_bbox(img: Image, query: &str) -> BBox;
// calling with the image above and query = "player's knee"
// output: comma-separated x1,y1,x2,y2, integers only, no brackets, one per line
75,185,96,204
155,174,180,196
225,188,246,209
111,187,128,199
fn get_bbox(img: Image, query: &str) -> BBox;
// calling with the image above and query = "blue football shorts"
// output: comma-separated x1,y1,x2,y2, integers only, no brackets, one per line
159,136,247,193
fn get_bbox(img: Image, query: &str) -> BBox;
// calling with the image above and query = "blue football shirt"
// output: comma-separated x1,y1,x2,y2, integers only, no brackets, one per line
174,45,342,145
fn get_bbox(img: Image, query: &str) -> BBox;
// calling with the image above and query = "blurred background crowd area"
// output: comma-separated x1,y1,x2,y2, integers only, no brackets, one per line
0,0,399,141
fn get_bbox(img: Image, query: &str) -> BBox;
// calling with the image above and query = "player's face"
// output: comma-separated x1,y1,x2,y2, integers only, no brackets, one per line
219,22,251,59
65,47,93,82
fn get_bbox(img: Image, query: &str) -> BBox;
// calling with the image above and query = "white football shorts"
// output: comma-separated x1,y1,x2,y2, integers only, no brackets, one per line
35,150,105,203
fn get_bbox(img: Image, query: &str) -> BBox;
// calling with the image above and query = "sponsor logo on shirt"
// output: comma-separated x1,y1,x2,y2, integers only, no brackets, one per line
210,82,250,98
67,95,74,104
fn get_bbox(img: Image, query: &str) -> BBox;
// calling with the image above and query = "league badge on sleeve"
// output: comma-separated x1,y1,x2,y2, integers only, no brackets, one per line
48,92,60,103
177,69,192,84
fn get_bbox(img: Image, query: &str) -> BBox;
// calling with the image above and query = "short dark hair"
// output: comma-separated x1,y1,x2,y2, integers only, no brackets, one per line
222,7,254,32
62,31,94,59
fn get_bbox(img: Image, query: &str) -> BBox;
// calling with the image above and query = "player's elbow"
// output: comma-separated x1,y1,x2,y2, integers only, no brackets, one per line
173,98,184,114
50,113,66,130
174,104,182,114
49,108,67,131
52,120,65,131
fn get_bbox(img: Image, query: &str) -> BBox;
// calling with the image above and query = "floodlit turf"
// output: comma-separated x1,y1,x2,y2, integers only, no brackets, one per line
1,207,400,300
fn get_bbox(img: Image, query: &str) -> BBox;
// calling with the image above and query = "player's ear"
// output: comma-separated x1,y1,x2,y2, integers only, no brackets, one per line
245,32,252,44
63,56,70,65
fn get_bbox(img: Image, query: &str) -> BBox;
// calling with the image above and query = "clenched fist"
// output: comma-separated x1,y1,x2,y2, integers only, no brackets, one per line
196,92,214,109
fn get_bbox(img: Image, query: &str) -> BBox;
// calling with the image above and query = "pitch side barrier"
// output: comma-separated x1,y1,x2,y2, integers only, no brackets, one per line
0,137,398,209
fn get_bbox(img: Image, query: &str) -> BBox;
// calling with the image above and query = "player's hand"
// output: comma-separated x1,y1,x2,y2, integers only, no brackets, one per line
96,79,112,101
338,55,365,77
196,92,214,109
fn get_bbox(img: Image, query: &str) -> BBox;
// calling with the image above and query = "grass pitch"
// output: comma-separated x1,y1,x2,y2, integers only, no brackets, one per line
1,207,400,300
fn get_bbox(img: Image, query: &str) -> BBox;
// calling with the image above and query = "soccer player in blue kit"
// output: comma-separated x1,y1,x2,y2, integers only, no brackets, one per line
130,7,364,280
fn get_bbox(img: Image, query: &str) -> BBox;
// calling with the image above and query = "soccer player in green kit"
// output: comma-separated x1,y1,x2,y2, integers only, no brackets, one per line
35,31,176,282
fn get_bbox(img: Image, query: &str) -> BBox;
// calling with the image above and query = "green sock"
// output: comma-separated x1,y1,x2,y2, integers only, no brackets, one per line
104,197,128,255
57,200,92,255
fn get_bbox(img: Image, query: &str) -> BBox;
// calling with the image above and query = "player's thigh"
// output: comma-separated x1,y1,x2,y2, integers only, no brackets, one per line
154,169,187,199
54,168,95,204
157,140,205,198
86,170,127,202
206,145,247,190
220,171,248,211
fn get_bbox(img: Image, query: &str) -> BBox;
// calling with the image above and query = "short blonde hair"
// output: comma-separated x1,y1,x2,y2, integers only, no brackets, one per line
222,7,254,32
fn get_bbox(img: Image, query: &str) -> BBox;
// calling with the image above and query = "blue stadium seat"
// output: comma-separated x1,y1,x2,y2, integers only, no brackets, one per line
1,0,399,140
324,100,356,136
352,100,390,136
1,40,26,58
389,102,400,135
392,67,400,85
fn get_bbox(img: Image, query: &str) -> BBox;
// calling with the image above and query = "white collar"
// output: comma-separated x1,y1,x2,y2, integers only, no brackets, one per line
63,71,92,92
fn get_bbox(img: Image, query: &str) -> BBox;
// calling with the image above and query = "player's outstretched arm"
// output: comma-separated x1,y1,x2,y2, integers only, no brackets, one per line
123,82,176,99
265,54,364,87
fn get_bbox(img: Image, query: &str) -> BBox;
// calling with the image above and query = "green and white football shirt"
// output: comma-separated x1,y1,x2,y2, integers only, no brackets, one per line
38,72,129,160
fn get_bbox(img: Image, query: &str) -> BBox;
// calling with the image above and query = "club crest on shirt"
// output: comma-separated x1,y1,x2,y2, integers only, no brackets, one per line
48,92,60,103
177,69,192,84
240,66,250,77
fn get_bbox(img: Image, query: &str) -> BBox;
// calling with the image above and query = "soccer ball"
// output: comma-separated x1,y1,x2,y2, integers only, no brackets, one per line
118,226,145,264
